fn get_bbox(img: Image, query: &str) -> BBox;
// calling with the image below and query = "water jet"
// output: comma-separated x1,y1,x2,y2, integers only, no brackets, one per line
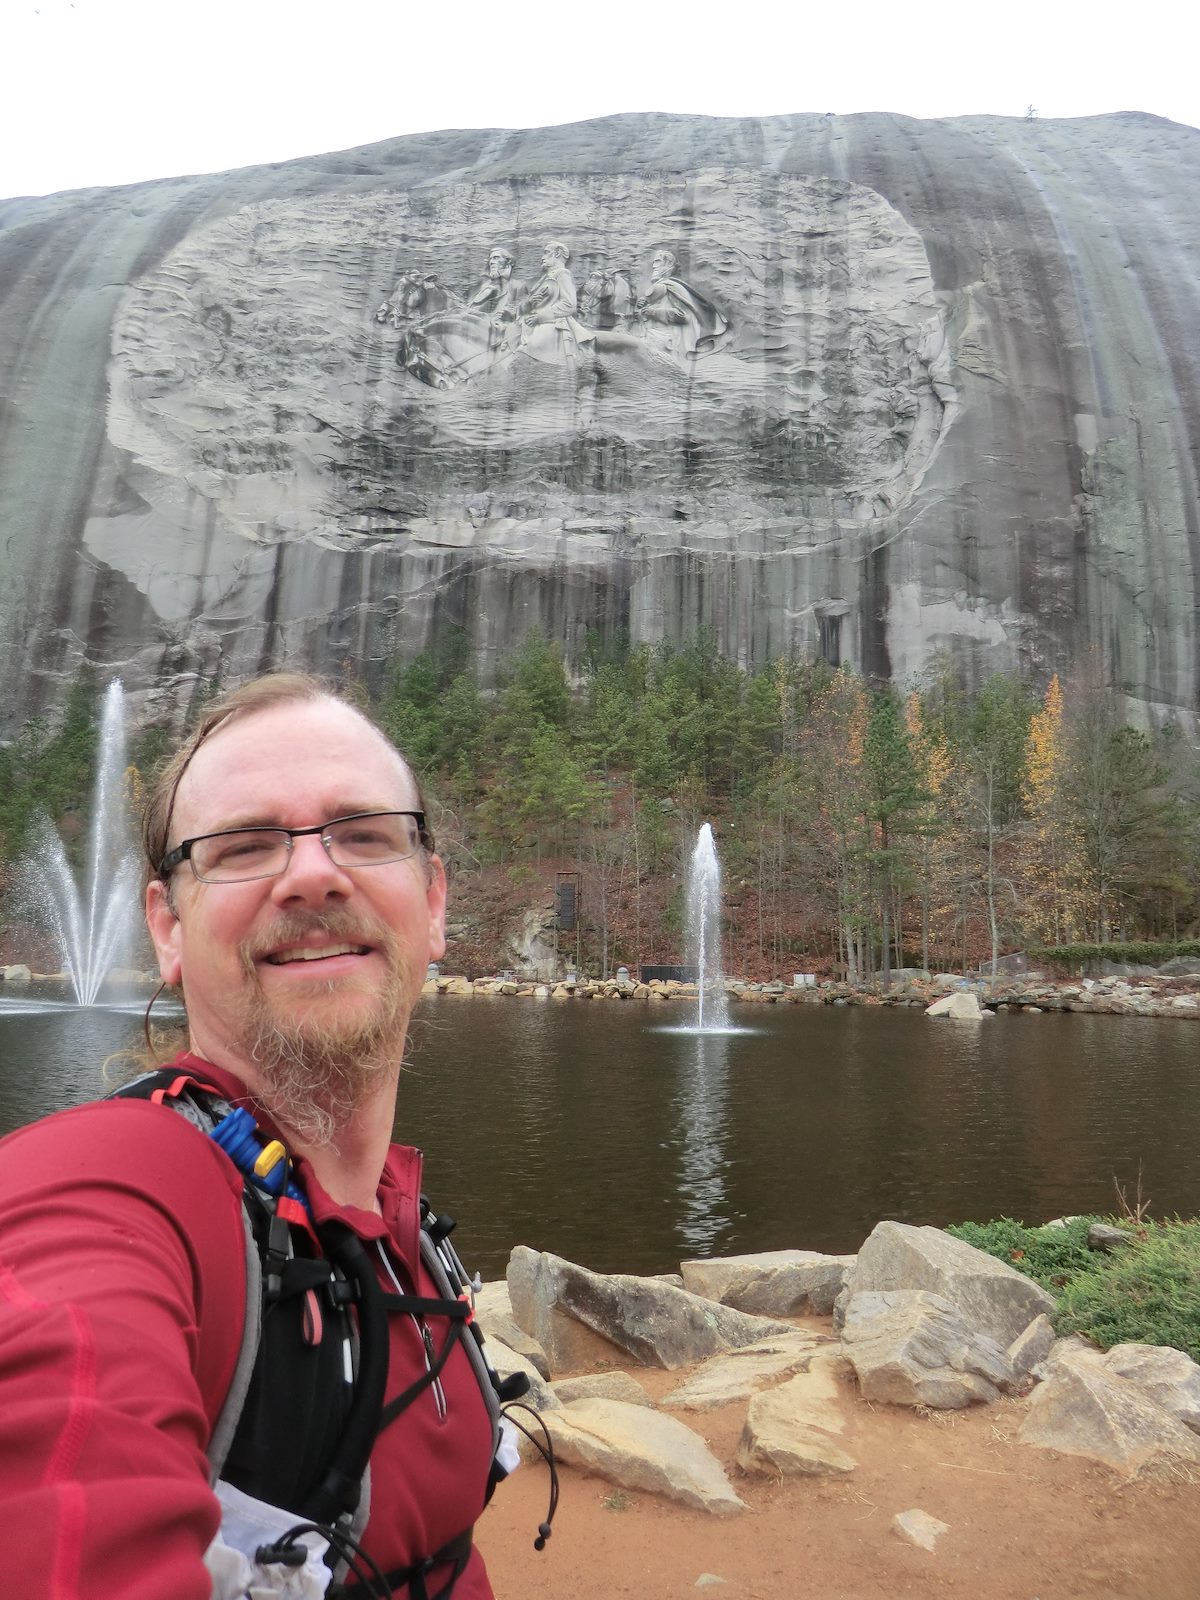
685,823,731,1033
20,681,140,1006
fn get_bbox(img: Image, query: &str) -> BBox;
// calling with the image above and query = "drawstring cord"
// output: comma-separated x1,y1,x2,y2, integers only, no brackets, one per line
256,1520,392,1598
499,1402,559,1551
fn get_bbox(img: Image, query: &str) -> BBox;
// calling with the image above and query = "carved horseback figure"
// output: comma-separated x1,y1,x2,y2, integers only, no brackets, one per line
634,248,730,359
375,270,463,330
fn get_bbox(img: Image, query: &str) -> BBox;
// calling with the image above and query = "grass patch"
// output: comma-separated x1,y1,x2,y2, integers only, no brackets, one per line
945,1215,1200,1363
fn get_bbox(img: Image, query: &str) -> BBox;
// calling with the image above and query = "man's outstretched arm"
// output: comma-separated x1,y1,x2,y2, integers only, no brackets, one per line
0,1097,247,1600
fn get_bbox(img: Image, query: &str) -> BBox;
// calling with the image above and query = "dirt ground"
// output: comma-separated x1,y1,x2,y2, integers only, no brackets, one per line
475,1356,1200,1600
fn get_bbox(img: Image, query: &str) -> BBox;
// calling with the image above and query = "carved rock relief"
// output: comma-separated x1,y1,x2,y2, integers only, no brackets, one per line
105,170,954,557
378,239,731,384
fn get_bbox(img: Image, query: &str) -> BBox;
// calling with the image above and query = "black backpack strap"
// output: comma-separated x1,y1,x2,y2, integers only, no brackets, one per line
326,1526,474,1600
375,1307,468,1433
295,1223,391,1529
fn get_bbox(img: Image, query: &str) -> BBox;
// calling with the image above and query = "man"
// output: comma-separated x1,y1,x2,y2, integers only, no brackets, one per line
635,248,729,360
511,240,594,366
0,674,503,1599
466,247,526,331
518,240,577,327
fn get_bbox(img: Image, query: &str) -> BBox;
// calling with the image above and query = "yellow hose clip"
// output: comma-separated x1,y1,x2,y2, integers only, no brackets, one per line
254,1140,286,1179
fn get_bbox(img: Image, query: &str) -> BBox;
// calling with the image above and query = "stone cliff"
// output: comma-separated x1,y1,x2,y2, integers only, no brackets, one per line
1,110,1196,727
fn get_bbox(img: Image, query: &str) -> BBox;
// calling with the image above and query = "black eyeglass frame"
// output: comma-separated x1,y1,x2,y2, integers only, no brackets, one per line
158,810,432,882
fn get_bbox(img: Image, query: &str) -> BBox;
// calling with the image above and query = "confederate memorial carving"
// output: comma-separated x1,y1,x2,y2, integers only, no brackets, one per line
104,168,951,553
381,238,733,388
5,110,1197,723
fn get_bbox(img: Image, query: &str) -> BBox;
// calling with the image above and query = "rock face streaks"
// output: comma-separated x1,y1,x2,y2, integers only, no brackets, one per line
0,111,1197,726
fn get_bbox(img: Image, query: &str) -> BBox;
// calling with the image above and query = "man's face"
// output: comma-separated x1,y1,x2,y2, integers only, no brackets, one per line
487,251,510,280
541,245,560,271
651,251,673,282
146,700,446,1124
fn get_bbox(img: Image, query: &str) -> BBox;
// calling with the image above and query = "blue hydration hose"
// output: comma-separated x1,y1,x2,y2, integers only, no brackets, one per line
210,1106,310,1212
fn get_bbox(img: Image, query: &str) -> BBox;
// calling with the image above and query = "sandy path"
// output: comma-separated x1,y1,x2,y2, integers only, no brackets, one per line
476,1362,1200,1599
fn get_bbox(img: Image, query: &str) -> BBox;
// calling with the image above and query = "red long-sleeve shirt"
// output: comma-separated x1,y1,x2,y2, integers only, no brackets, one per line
0,1055,496,1600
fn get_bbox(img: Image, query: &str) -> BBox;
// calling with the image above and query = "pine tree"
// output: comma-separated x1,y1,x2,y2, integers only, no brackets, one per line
1062,682,1171,942
905,693,957,973
800,669,873,982
957,676,1034,973
864,691,926,981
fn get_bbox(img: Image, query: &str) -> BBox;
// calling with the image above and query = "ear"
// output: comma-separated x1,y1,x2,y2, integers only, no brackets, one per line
425,855,448,963
145,879,183,986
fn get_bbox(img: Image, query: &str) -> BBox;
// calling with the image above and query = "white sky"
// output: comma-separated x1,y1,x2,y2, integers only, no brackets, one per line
2,0,1195,199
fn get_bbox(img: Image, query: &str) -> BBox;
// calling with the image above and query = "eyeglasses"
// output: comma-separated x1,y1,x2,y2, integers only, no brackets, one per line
159,811,430,884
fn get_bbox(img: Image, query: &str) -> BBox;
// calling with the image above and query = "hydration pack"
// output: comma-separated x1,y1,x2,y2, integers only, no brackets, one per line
110,1068,526,1599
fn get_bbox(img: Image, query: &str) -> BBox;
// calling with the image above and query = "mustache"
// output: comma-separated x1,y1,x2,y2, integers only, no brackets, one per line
239,908,400,970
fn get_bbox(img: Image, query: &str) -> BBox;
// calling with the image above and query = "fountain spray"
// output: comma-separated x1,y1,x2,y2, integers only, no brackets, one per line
684,823,731,1033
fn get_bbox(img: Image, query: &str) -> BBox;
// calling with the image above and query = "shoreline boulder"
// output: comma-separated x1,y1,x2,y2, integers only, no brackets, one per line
839,1222,1055,1349
680,1249,854,1317
508,1247,793,1373
841,1289,1017,1409
543,1398,746,1515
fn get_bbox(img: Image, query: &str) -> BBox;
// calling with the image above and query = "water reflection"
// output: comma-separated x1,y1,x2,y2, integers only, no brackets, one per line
0,984,184,1022
0,996,161,1018
670,1030,732,1257
4,997,1200,1280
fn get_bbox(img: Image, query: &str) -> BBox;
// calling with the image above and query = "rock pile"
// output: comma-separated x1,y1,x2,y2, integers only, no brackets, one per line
472,1223,1200,1516
420,970,1200,1019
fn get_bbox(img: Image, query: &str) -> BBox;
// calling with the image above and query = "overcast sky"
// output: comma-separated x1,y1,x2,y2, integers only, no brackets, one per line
2,0,1194,199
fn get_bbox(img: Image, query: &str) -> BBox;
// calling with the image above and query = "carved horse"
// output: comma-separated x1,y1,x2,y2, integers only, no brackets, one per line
396,309,502,389
578,267,635,330
375,270,464,329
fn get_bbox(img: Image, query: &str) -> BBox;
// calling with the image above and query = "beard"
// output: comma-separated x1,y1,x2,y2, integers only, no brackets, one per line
234,908,417,1147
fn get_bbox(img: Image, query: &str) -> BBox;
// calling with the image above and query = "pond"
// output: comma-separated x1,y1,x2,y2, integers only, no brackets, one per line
2,986,1197,1281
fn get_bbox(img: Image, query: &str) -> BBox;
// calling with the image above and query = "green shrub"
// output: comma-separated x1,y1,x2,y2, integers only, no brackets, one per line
1053,1222,1200,1363
945,1216,1101,1292
1026,940,1200,970
946,1216,1200,1362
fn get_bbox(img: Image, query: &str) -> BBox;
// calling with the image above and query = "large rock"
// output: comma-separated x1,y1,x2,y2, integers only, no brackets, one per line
1087,1223,1135,1252
736,1362,857,1477
1007,1313,1058,1378
485,1341,560,1413
472,1280,550,1378
1040,1334,1104,1374
925,991,984,1019
841,1290,1017,1408
843,1222,1055,1349
507,1248,793,1374
1018,1360,1200,1474
472,1280,513,1320
1100,1343,1200,1434
680,1250,854,1317
3,113,1199,731
551,1371,654,1408
661,1332,835,1411
542,1398,745,1515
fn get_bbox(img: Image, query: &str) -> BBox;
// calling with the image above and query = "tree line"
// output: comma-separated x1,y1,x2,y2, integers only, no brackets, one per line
377,633,1200,978
3,641,1198,978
